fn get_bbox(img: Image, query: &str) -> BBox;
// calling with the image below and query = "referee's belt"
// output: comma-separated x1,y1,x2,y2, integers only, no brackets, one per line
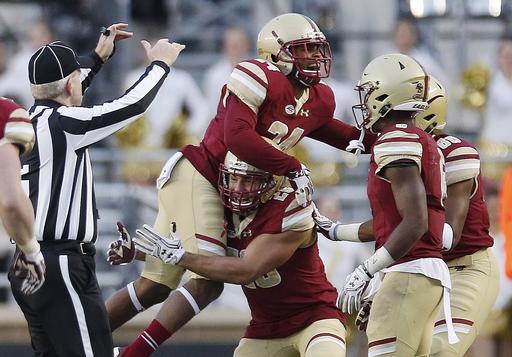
39,240,96,256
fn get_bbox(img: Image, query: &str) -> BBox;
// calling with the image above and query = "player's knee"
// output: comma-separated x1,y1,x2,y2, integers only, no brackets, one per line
134,277,172,306
184,279,224,307
430,334,467,357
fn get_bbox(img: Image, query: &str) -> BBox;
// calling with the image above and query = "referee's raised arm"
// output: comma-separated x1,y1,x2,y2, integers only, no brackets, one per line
10,23,185,357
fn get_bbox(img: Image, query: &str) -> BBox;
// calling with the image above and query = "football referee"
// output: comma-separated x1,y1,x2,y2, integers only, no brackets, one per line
8,22,185,357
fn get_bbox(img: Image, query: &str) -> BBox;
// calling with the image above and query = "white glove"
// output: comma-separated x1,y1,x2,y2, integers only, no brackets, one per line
339,263,373,314
133,223,185,265
346,139,365,153
13,250,46,295
346,128,366,155
312,203,338,240
107,222,136,265
286,164,313,207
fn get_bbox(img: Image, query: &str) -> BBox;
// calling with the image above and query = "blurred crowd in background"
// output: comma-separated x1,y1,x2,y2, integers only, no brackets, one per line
0,0,512,356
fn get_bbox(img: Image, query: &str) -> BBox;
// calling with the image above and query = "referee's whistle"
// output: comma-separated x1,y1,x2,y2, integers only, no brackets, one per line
100,27,111,37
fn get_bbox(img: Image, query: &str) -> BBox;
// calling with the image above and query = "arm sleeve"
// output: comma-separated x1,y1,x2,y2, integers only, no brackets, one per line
0,100,34,154
77,52,104,94
224,94,301,175
58,61,170,150
307,118,377,153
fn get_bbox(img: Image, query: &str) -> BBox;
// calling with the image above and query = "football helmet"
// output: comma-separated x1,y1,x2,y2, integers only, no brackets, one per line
414,76,447,134
352,53,429,133
219,151,278,215
257,13,332,86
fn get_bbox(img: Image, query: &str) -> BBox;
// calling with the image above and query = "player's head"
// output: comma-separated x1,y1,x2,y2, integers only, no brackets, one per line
219,152,278,215
352,53,429,133
257,13,332,86
414,76,447,134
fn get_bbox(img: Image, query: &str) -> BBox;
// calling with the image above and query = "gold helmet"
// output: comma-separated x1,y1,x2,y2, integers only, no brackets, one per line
352,53,429,133
414,76,447,134
219,139,283,214
257,13,332,86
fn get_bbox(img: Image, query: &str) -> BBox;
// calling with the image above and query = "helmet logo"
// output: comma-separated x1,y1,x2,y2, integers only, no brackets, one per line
285,104,295,115
414,82,424,99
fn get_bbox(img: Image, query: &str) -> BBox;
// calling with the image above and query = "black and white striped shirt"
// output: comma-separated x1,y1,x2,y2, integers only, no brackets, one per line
22,58,170,243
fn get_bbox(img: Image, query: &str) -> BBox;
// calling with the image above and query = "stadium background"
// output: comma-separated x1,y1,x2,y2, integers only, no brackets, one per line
0,0,511,356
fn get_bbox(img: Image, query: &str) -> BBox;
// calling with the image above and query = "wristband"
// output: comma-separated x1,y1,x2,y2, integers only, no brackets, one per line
363,246,394,276
335,223,362,242
18,239,41,256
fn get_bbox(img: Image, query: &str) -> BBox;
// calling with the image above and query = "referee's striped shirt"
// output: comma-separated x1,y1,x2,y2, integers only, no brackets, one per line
22,58,170,243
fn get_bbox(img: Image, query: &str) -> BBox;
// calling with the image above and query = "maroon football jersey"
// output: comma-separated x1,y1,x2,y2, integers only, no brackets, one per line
368,123,445,265
0,97,33,154
181,59,367,186
435,134,493,261
225,186,346,339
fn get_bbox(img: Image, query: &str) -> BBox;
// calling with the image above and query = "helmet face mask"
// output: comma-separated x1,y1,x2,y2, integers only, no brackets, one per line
352,81,379,130
219,154,276,215
351,53,430,133
257,13,332,86
279,37,332,85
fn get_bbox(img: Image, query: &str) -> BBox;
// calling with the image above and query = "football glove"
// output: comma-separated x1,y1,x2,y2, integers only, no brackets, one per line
339,263,372,314
286,164,313,207
12,250,46,295
107,222,136,265
133,223,185,265
312,203,338,240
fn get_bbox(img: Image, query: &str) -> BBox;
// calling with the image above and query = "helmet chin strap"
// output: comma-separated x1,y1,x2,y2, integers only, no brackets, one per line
289,68,318,87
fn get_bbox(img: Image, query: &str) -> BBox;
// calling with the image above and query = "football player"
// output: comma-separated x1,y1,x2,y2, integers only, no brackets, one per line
414,77,499,356
105,11,375,341
315,54,457,356
123,151,348,357
0,97,45,294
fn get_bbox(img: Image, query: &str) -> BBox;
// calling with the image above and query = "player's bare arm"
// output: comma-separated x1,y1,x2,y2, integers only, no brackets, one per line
444,178,474,248
358,220,375,242
179,229,312,285
0,144,34,248
381,164,429,259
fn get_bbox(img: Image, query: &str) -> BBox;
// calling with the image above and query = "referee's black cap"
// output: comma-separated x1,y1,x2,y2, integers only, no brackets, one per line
28,41,81,85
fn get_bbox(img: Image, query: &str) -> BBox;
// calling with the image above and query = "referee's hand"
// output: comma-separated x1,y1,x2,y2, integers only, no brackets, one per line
141,39,185,68
95,23,133,62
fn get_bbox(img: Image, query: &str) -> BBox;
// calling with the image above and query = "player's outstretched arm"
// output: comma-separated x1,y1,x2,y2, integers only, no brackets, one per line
313,203,374,242
133,223,311,285
178,229,311,285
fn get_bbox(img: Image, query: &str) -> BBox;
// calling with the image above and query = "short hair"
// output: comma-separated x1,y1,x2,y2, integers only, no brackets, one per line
30,72,72,99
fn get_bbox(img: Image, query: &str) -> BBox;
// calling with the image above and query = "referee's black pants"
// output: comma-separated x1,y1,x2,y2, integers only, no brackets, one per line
9,241,113,357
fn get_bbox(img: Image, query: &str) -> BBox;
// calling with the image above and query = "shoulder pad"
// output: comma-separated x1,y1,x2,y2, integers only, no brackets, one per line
444,145,480,186
0,108,34,154
373,130,422,178
281,198,314,232
226,60,270,113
